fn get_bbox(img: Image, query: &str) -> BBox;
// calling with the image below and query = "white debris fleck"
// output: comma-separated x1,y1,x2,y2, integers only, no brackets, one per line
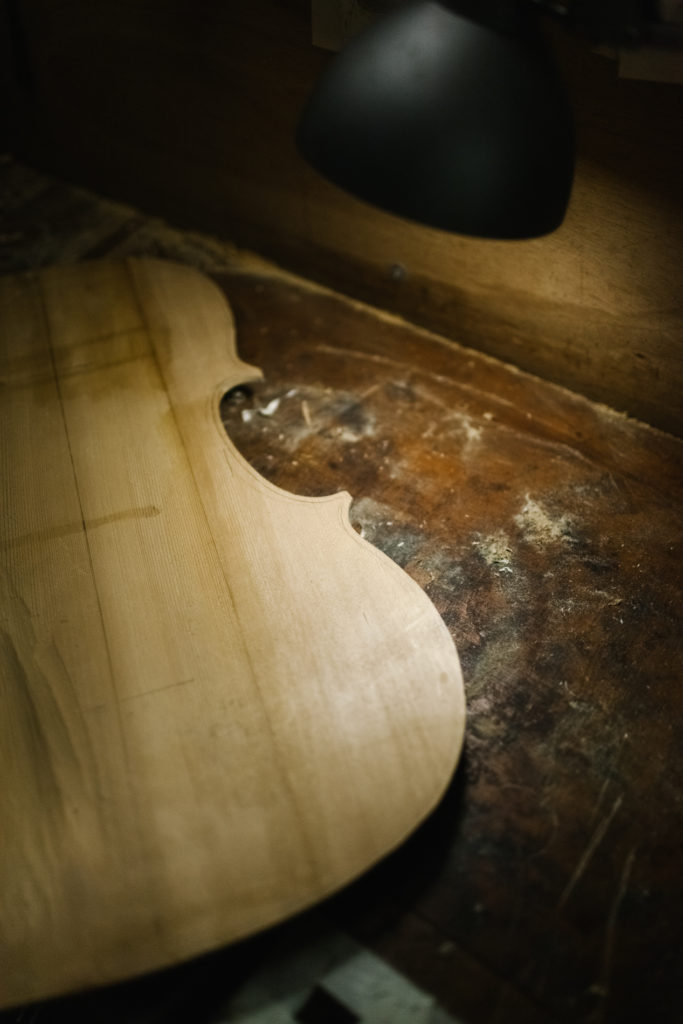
462,417,483,444
259,397,281,417
301,399,313,427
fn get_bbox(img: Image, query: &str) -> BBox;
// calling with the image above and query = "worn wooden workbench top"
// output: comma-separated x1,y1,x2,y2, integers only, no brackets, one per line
1,158,682,1024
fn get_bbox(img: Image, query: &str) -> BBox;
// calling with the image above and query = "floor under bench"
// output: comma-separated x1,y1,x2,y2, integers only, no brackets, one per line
1,158,682,1024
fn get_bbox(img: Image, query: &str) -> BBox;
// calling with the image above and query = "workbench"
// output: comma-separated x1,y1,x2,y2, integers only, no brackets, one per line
1,157,681,1024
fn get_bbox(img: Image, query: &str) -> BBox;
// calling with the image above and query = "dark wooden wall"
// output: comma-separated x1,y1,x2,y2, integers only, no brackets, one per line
3,0,683,434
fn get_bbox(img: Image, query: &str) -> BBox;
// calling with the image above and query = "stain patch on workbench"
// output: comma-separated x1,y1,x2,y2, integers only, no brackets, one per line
514,494,576,547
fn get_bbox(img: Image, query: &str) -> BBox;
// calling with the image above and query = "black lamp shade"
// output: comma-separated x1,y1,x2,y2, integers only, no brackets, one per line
297,1,574,239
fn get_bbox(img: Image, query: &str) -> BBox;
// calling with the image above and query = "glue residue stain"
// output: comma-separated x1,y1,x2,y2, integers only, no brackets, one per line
472,531,514,574
514,495,575,546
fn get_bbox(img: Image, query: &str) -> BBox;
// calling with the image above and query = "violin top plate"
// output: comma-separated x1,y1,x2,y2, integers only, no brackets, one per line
0,259,465,1006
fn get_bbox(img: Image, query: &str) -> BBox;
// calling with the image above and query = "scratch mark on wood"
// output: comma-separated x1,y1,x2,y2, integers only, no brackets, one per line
558,795,623,909
3,506,162,550
125,678,196,701
590,777,611,824
589,846,637,1015
87,678,195,712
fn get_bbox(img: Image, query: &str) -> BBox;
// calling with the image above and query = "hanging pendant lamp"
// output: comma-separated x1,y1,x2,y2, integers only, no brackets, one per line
298,1,574,239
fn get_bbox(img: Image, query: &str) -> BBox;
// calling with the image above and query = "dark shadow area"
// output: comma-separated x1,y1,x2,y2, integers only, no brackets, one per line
325,752,469,937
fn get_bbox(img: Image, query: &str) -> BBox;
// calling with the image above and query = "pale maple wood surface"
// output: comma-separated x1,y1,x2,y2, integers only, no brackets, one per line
0,258,465,1008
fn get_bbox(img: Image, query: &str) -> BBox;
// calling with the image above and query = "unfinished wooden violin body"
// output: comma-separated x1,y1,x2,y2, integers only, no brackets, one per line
0,259,465,1006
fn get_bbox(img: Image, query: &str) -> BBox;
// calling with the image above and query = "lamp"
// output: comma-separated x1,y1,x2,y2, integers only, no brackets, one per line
297,1,574,239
